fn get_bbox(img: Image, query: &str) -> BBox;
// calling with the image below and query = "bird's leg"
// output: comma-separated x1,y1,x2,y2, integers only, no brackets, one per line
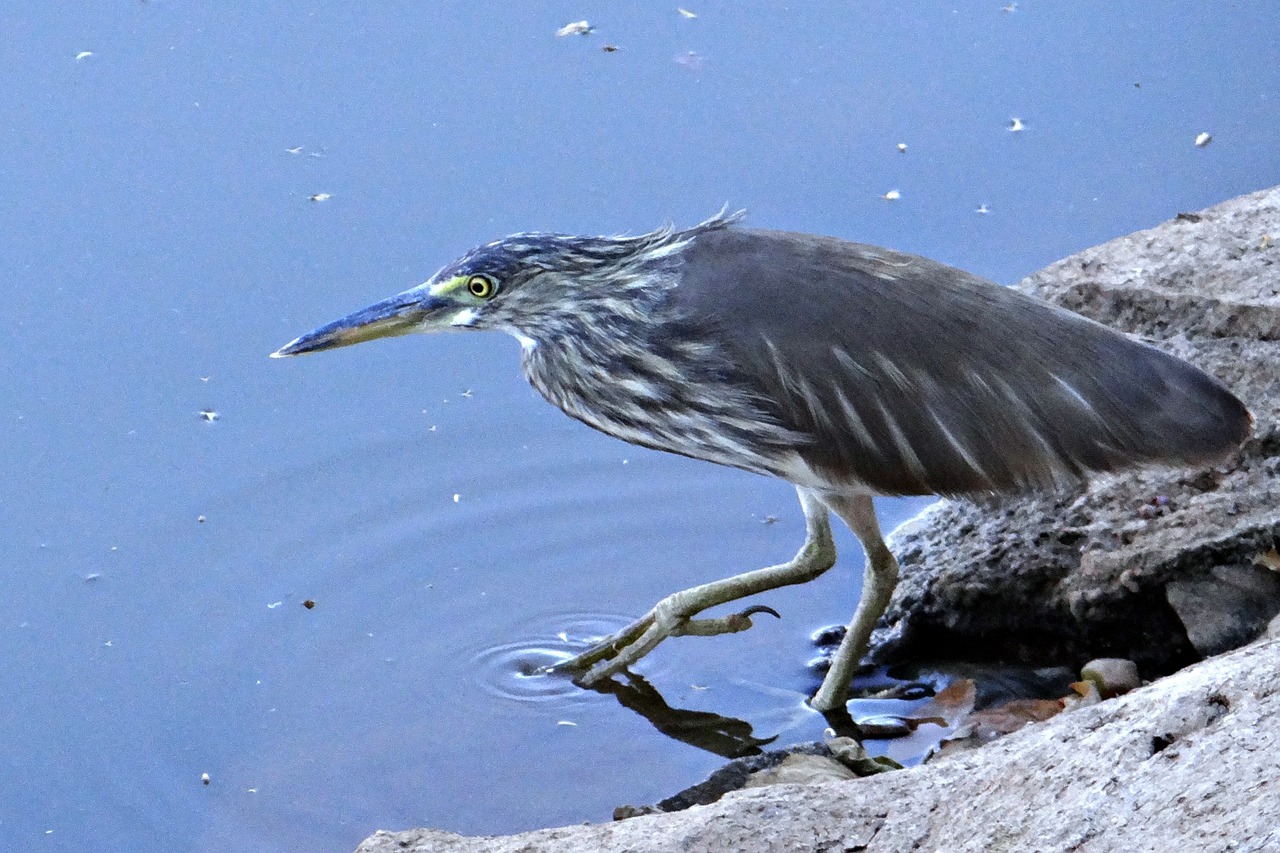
809,493,900,713
556,487,837,685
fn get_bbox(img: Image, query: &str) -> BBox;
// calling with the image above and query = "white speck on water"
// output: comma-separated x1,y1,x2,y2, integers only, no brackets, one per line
555,20,592,37
267,601,282,609
556,720,578,726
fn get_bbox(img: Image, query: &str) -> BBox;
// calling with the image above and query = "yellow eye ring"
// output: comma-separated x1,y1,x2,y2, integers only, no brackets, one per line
466,275,495,298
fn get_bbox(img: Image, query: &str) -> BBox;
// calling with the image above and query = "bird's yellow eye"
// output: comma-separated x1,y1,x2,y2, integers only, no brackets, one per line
466,275,495,299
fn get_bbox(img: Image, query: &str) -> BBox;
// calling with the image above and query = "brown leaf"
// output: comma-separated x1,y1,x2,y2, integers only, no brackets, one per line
1254,548,1280,572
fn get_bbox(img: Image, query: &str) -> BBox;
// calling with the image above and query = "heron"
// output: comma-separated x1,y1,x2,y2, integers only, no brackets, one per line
272,212,1251,712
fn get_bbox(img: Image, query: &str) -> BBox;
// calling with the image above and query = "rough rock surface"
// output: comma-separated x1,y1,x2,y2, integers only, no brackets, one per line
360,638,1280,853
872,185,1280,675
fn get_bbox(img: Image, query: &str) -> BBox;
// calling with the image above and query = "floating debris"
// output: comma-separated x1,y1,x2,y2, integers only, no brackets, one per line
556,720,578,726
308,193,331,202
881,189,901,201
75,51,94,61
197,515,206,523
452,493,460,503
602,44,619,53
198,409,219,422
1008,117,1025,132
303,599,316,609
85,573,101,582
201,772,211,786
976,203,991,215
285,146,303,155
1001,2,1017,12
896,142,908,153
1194,132,1212,148
678,7,698,18
267,601,283,609
762,515,779,525
556,20,593,37
461,389,473,398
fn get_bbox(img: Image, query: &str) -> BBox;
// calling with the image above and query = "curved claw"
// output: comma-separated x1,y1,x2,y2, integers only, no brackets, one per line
738,604,782,620
674,603,783,637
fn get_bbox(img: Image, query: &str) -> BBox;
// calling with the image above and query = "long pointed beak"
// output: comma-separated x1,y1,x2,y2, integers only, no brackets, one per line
270,290,447,358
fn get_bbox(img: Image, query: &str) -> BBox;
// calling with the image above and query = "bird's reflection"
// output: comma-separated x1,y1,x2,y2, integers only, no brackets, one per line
579,670,867,758
582,670,780,758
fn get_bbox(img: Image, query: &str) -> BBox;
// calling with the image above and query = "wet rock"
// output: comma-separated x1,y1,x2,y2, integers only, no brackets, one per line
357,637,1280,853
1080,658,1141,697
871,185,1280,675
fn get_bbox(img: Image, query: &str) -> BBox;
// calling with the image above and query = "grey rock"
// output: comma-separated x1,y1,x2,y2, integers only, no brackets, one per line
1168,564,1280,656
357,638,1280,853
873,184,1280,675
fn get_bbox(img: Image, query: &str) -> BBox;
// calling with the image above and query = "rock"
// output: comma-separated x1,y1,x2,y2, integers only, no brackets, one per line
1167,564,1280,656
871,185,1280,675
356,638,1280,853
1081,658,1141,696
742,753,856,788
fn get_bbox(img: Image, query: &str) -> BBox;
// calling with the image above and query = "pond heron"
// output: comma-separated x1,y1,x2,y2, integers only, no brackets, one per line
272,212,1251,712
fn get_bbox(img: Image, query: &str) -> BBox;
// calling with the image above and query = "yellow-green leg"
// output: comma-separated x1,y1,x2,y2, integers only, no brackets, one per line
809,492,900,712
558,486,838,685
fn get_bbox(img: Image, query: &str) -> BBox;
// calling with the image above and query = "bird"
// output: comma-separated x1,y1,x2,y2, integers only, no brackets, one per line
271,211,1252,712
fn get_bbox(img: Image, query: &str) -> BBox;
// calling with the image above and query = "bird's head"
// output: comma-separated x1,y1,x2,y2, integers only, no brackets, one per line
270,215,737,359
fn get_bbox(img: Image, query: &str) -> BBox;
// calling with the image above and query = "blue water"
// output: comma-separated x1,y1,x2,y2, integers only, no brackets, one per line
1,3,1276,851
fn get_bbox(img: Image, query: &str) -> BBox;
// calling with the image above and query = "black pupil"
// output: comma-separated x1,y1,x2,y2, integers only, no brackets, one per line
470,278,488,295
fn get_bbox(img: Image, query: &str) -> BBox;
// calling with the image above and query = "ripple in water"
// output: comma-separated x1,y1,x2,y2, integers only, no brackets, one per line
472,612,636,703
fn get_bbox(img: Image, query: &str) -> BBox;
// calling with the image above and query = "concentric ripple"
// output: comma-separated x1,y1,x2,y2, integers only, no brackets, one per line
471,612,636,702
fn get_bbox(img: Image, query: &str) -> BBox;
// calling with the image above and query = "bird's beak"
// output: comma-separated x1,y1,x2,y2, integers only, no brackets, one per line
270,289,449,358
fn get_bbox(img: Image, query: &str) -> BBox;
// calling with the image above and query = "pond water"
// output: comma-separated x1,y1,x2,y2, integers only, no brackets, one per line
2,3,1276,851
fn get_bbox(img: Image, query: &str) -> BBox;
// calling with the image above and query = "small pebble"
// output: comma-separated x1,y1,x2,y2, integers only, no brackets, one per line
1080,658,1141,697
810,624,846,646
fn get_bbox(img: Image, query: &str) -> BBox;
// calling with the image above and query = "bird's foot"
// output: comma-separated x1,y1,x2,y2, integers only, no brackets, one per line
550,595,781,686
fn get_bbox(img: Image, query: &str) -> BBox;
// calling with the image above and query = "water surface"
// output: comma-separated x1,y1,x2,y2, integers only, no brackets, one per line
2,3,1277,851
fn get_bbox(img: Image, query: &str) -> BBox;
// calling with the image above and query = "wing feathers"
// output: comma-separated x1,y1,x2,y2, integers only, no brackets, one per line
673,227,1251,496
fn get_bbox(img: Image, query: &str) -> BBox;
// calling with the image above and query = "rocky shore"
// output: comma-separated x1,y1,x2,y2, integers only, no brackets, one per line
358,185,1280,853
